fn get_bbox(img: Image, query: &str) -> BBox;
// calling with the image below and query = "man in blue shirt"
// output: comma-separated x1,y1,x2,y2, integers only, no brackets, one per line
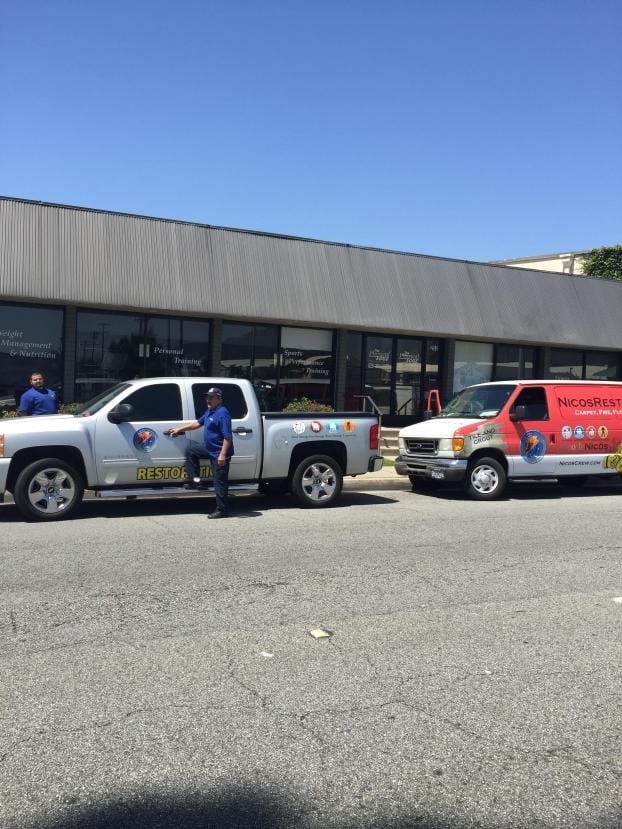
166,387,234,519
18,372,59,416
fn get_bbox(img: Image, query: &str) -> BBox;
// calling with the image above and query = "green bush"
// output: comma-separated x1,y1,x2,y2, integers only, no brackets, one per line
0,402,81,419
582,244,622,281
283,397,334,413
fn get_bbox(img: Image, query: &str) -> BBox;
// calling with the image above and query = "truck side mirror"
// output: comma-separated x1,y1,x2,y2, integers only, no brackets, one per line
510,404,528,422
108,403,135,423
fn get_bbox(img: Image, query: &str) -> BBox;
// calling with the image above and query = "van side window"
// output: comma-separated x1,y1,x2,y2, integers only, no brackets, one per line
191,383,248,420
512,387,548,420
122,383,183,420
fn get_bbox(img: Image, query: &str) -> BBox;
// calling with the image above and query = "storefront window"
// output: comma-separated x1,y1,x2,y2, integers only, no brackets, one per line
0,303,64,406
546,348,583,380
494,344,536,380
252,325,279,386
453,341,494,392
584,351,620,381
221,323,254,380
278,326,334,407
220,322,279,408
424,340,441,388
143,317,210,377
344,332,363,410
76,310,210,401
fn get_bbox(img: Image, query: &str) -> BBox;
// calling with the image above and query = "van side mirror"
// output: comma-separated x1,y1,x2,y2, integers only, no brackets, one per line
108,403,134,423
510,404,528,422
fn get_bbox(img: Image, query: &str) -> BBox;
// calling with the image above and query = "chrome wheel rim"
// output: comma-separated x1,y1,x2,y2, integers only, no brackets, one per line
471,464,499,494
301,462,337,502
27,468,77,515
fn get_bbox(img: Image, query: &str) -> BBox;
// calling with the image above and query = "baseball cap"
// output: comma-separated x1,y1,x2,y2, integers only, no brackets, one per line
205,387,223,397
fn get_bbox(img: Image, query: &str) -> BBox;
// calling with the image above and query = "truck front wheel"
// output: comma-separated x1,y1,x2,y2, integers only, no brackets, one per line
464,456,507,501
291,454,343,508
14,458,84,521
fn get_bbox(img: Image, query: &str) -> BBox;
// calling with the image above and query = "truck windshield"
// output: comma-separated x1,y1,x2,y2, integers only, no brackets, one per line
438,384,516,419
73,383,132,417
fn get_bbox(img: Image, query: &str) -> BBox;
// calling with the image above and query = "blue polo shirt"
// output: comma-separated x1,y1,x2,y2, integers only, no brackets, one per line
198,404,234,459
19,387,58,416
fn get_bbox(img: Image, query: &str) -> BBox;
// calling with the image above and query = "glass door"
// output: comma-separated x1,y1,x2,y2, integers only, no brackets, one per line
394,338,423,419
363,336,393,415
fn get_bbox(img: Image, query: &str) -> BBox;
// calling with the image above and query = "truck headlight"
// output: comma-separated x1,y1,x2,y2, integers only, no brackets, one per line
399,437,406,453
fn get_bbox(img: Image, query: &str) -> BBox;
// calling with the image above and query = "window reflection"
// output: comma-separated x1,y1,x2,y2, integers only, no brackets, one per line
453,341,494,392
364,336,393,415
584,351,620,380
75,310,210,402
278,327,334,408
546,348,583,380
394,338,422,417
344,332,363,410
0,303,64,405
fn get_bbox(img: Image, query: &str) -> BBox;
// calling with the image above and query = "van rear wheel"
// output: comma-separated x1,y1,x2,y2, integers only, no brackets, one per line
14,458,84,521
464,456,507,501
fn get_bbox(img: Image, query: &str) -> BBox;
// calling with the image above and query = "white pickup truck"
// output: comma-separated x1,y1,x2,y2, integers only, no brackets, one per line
0,377,383,521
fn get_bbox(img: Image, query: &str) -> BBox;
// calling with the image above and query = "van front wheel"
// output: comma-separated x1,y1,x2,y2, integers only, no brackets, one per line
464,457,507,501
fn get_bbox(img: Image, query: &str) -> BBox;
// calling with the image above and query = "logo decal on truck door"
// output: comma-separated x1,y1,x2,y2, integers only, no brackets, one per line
133,428,158,451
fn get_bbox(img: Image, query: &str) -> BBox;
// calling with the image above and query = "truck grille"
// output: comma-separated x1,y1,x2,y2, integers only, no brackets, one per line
405,438,438,455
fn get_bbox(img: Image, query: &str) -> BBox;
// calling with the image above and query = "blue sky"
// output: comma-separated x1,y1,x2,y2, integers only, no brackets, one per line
1,1,620,261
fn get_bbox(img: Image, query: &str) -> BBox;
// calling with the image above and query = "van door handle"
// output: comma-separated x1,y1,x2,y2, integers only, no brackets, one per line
234,427,252,434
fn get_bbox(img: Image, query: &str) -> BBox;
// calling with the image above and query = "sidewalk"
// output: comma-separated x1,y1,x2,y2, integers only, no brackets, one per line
343,465,408,491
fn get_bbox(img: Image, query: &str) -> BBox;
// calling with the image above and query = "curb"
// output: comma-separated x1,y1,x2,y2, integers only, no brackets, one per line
343,473,408,491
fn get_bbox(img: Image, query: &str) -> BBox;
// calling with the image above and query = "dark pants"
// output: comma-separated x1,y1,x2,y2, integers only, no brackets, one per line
184,445,230,513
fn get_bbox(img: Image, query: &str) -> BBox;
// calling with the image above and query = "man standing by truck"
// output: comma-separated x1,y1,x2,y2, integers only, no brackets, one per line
165,387,234,519
18,372,59,416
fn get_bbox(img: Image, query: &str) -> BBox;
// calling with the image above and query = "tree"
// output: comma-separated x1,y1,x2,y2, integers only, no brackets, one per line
581,244,622,281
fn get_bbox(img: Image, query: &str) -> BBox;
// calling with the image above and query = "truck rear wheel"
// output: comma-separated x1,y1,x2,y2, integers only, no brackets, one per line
291,454,343,508
14,458,84,521
464,456,507,501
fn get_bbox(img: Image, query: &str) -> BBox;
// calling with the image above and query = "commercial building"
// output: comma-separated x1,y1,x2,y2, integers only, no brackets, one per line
492,250,587,275
1,196,621,425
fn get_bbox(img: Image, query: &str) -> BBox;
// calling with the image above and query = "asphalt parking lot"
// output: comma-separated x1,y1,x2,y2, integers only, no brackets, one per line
1,480,621,829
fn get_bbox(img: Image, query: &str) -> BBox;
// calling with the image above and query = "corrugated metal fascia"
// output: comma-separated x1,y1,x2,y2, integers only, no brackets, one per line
1,198,621,350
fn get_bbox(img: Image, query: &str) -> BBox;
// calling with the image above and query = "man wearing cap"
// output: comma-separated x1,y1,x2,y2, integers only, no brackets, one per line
165,387,234,519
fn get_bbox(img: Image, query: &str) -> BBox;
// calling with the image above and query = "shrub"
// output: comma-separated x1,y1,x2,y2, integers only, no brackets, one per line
283,397,334,413
0,402,81,419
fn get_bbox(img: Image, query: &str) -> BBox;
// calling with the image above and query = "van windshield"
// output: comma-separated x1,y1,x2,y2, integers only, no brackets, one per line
73,383,132,417
438,384,516,419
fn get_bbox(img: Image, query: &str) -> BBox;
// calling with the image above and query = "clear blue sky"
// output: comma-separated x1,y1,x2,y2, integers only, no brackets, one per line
1,1,620,261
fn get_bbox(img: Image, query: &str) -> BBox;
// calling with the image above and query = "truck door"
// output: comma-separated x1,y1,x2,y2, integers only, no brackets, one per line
507,386,558,476
95,382,187,486
189,382,260,482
